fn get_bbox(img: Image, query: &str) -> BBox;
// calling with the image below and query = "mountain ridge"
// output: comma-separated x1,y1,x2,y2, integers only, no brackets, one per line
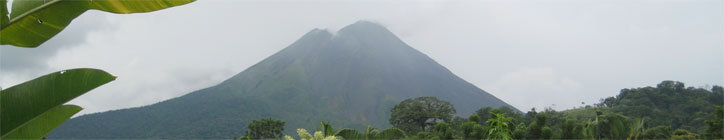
48,21,517,138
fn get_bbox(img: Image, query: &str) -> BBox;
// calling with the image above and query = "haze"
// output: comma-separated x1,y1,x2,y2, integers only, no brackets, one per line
1,0,721,115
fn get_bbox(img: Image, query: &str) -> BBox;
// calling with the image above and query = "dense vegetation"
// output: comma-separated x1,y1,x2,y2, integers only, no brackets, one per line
390,96,456,133
247,81,723,139
602,81,723,132
240,118,286,139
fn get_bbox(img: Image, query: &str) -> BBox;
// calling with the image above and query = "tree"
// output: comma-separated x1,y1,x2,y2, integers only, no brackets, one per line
461,121,486,139
522,108,538,125
713,86,724,94
703,106,724,139
657,80,684,93
582,110,632,139
476,107,494,125
450,116,467,137
599,113,631,139
671,129,698,140
541,126,553,139
606,81,720,132
602,97,615,107
413,131,433,139
561,119,583,139
462,113,487,139
642,125,672,139
468,113,481,124
245,118,285,139
389,96,456,134
711,86,724,105
526,113,549,139
511,122,527,139
431,122,455,139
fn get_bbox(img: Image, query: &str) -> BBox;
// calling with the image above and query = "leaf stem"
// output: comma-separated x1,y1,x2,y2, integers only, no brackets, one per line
0,0,63,30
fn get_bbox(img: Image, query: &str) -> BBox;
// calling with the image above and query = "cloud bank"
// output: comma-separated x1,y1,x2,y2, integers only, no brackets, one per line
1,0,721,115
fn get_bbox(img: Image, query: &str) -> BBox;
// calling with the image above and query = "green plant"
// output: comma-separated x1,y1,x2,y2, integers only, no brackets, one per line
462,121,486,139
642,125,672,139
526,113,549,139
0,0,193,139
671,129,698,140
389,96,456,134
319,122,336,137
335,126,407,140
703,106,724,139
0,68,114,139
284,128,339,140
627,118,645,140
1,0,194,47
245,118,285,139
486,113,513,140
431,122,455,139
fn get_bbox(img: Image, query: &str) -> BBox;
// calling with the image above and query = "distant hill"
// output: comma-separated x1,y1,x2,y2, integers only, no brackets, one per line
601,81,723,132
48,21,517,139
555,81,723,133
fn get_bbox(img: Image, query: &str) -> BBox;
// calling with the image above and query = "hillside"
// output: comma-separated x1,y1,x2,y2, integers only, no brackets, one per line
459,81,723,139
531,81,723,139
47,21,516,139
601,81,723,132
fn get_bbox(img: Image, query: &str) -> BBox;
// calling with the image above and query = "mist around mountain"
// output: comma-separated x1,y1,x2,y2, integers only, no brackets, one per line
47,21,516,138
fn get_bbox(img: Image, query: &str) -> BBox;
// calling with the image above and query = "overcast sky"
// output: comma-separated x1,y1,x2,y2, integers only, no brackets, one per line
1,0,722,115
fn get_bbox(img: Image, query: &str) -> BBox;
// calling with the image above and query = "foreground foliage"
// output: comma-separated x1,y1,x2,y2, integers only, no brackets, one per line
0,0,194,139
284,128,340,140
0,69,115,139
1,0,194,47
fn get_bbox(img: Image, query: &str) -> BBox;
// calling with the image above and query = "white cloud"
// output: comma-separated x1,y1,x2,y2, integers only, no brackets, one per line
1,0,721,116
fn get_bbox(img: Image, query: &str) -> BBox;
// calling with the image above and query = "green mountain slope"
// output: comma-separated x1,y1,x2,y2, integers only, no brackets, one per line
47,21,516,138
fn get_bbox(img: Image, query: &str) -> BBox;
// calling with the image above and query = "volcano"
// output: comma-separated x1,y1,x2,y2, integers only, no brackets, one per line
48,21,517,138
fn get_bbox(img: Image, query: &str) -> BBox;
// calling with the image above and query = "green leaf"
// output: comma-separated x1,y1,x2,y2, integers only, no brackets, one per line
335,129,363,139
0,0,8,25
320,122,335,137
0,0,194,47
1,105,82,139
0,68,116,137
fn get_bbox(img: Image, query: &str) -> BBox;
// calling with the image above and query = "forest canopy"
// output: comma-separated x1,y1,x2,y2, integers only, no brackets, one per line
242,80,723,140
